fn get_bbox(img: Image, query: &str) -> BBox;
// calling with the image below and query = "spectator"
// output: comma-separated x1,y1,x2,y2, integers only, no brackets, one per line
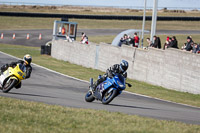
133,32,139,47
192,43,199,53
119,34,127,46
163,36,170,50
168,38,173,47
119,34,133,46
166,36,169,42
152,36,161,49
146,38,153,47
127,35,134,46
171,36,179,49
157,36,161,49
184,36,193,51
80,32,88,44
61,26,66,35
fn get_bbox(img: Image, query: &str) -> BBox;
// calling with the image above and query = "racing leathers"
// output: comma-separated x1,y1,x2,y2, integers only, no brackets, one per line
0,60,32,89
92,64,127,90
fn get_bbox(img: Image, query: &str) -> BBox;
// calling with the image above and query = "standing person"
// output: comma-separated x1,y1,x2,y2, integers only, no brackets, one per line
133,32,139,47
80,32,88,44
153,36,161,49
171,36,178,49
127,35,133,46
157,36,161,49
152,36,158,48
184,36,193,51
61,26,66,35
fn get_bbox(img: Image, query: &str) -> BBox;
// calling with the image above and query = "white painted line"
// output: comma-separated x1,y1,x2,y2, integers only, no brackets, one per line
0,50,200,109
124,91,200,109
0,51,89,83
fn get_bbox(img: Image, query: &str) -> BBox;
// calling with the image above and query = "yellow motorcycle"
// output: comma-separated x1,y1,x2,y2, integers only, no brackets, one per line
0,64,26,93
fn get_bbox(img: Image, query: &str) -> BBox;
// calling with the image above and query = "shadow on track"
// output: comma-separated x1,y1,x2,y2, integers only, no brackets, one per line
8,92,58,99
108,103,160,110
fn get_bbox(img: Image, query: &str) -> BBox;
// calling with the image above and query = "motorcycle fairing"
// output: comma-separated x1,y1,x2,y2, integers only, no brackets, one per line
94,79,114,100
0,64,25,87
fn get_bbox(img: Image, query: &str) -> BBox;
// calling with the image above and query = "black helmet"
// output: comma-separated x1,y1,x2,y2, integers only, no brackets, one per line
119,60,128,72
23,54,32,65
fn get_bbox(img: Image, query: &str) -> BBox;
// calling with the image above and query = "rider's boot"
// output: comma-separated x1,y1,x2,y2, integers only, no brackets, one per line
92,82,97,92
89,82,97,92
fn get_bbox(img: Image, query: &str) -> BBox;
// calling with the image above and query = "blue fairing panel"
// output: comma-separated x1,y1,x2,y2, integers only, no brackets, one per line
103,80,113,90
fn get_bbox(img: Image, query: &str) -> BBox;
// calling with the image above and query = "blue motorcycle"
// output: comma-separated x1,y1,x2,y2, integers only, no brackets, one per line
85,74,132,104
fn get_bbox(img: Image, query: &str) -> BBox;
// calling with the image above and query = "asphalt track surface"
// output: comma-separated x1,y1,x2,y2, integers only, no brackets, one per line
0,52,200,125
1,29,200,47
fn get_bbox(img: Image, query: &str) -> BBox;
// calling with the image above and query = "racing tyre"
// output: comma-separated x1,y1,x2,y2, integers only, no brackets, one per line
85,91,95,102
102,88,118,105
2,78,17,93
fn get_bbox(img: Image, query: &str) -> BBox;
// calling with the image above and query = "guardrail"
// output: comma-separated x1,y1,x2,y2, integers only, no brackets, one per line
0,12,200,21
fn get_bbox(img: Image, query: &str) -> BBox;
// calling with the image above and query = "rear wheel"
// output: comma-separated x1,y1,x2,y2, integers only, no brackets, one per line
2,78,17,93
102,88,118,104
85,91,95,102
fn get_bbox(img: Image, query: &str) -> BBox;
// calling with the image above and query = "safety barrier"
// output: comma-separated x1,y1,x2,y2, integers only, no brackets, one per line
51,40,200,94
0,12,200,21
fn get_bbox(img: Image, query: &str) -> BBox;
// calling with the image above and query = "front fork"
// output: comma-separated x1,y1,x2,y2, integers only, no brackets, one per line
0,74,5,87
89,78,94,93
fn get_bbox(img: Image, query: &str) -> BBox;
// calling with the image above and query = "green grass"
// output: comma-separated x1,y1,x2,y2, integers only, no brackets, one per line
1,96,199,133
1,16,200,31
0,43,200,108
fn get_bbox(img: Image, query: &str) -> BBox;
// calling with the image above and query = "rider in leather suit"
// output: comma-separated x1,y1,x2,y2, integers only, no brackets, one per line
0,54,32,89
92,60,129,91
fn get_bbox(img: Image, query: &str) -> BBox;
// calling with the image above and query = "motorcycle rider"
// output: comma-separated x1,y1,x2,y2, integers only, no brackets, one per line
92,60,129,91
0,54,32,89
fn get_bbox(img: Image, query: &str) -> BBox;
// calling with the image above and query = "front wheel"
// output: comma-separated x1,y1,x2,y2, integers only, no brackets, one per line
85,91,95,102
2,78,17,93
102,88,118,104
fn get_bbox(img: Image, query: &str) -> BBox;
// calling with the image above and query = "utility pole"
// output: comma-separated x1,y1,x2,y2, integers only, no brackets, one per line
141,0,147,48
150,0,158,43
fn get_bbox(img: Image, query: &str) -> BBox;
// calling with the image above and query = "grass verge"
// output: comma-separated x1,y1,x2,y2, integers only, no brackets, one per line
0,43,200,107
1,16,200,31
0,96,199,133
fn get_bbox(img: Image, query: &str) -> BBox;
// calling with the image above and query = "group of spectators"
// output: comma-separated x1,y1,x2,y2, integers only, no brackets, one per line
163,36,179,49
146,35,200,54
119,33,139,47
147,36,162,49
147,36,177,50
181,36,200,54
79,31,200,54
